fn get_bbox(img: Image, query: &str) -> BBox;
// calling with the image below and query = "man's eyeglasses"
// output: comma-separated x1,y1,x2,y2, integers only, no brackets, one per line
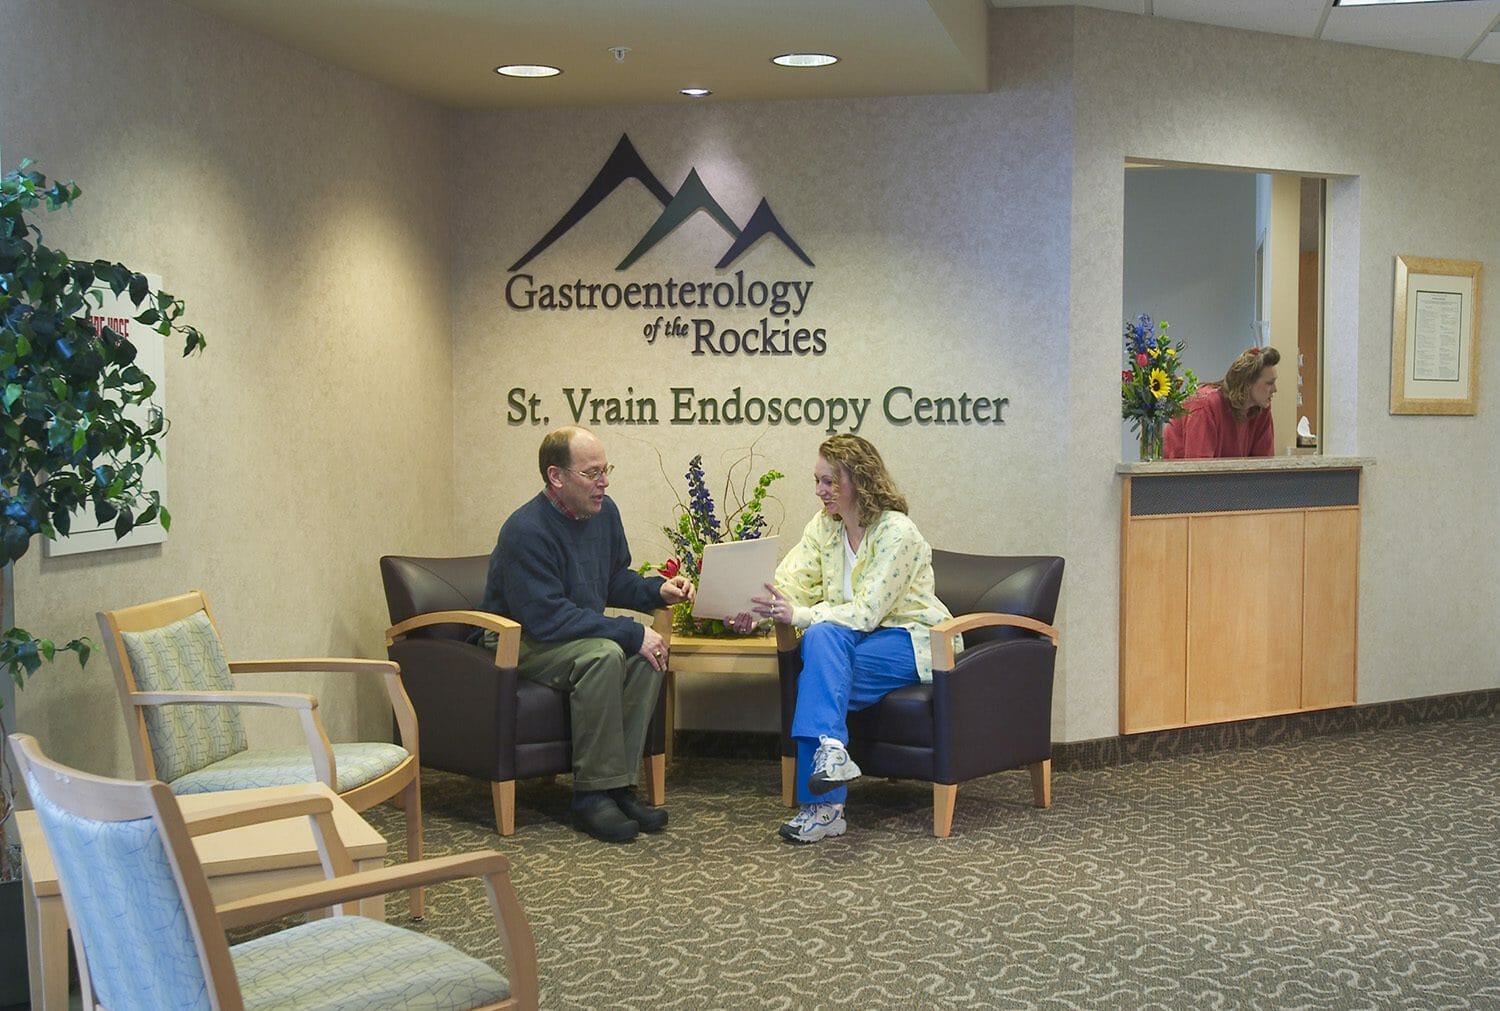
566,465,614,483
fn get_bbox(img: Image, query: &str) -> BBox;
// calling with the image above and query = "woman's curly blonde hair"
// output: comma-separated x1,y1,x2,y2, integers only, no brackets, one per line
1215,346,1281,420
818,434,907,527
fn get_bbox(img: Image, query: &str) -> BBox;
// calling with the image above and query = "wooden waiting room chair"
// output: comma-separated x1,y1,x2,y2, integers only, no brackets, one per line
777,551,1064,837
97,590,425,918
8,732,538,1011
380,554,670,836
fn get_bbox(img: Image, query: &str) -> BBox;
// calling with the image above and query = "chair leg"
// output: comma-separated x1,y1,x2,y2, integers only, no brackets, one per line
932,783,957,838
1029,759,1052,808
491,780,516,837
644,753,666,806
404,776,424,920
781,756,796,808
664,669,675,764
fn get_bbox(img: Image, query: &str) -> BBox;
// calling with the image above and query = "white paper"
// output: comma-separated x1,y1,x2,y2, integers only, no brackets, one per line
691,537,780,620
1412,289,1462,382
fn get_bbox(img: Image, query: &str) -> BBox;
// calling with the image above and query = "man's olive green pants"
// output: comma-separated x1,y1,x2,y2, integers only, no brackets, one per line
517,636,663,792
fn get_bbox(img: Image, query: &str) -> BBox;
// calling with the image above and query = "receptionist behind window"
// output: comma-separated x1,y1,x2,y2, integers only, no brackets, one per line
1164,346,1280,459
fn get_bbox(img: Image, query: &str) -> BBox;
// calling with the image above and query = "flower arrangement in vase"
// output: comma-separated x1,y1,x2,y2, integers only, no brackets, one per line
640,451,783,636
1121,313,1198,461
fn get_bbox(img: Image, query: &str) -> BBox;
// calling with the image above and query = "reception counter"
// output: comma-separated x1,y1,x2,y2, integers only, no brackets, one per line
1116,457,1372,734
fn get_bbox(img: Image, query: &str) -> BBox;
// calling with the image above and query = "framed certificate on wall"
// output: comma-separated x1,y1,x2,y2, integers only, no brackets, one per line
1390,255,1482,415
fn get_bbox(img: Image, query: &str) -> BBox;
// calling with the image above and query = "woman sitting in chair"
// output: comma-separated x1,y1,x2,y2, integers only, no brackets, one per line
732,434,950,844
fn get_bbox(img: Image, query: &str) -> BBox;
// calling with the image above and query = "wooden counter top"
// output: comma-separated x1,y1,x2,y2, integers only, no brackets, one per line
1116,455,1373,476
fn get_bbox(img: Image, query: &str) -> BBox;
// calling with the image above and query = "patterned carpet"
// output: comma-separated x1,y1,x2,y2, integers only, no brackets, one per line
355,715,1500,1010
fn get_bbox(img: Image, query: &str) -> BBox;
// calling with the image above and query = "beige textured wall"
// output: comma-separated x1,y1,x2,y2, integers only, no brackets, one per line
1069,7,1500,731
2,0,455,776
452,7,1499,742
447,14,1078,725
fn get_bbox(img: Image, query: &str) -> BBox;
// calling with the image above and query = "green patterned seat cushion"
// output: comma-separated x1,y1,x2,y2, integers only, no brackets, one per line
168,742,410,795
232,915,509,1010
121,610,247,782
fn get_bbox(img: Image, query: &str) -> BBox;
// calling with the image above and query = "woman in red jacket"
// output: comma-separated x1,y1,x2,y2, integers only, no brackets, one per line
1165,346,1281,459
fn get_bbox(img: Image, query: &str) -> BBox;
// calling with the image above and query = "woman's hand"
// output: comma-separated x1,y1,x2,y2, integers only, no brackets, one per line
750,583,794,624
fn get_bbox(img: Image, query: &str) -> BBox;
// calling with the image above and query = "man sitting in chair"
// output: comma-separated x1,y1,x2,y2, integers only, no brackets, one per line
479,426,694,843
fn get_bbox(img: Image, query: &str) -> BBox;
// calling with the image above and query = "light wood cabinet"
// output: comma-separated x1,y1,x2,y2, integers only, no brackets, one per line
1118,463,1362,734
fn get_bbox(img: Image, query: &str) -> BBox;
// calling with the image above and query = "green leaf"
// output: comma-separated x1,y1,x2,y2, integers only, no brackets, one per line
68,638,92,667
2,383,20,410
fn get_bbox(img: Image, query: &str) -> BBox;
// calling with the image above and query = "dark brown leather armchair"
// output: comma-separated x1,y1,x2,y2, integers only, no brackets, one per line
776,551,1063,837
380,554,669,836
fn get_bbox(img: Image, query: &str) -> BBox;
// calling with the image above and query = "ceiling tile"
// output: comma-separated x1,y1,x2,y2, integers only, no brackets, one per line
1472,32,1500,63
1154,0,1327,40
1323,0,1500,60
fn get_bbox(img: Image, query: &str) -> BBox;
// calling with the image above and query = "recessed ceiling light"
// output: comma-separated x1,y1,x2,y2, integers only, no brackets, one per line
495,64,561,78
680,87,713,98
772,53,838,68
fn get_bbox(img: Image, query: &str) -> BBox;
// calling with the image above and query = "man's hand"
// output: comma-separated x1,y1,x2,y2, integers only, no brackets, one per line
660,574,695,605
640,626,669,672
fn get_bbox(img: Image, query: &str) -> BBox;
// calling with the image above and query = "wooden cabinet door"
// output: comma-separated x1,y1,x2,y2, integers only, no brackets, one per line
1186,512,1304,723
1302,508,1359,708
1120,516,1188,733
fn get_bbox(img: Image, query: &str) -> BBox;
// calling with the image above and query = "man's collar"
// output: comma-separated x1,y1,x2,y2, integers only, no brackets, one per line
544,484,582,521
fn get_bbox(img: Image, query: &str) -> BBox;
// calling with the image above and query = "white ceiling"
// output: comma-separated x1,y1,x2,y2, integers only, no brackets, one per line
172,0,1500,110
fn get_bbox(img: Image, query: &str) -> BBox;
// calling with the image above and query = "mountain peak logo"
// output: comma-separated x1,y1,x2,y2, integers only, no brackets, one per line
509,133,814,273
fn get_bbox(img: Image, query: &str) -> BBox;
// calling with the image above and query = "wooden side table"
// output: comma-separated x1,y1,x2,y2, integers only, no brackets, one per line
16,782,388,1011
666,632,780,761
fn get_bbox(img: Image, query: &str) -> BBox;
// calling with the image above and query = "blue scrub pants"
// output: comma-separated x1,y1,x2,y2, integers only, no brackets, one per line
789,622,919,805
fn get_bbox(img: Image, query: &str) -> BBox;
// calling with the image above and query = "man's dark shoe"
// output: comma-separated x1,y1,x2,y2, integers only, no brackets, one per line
572,792,639,843
609,787,668,833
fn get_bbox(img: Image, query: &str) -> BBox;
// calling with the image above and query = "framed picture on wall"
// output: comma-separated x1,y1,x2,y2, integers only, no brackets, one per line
42,276,169,557
1390,255,1482,415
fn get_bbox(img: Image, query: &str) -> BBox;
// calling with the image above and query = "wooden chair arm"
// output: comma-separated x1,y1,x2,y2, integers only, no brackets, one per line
228,658,400,676
928,612,1060,671
385,609,522,668
774,621,798,652
181,789,334,837
131,690,337,791
216,849,539,1006
229,658,419,755
384,609,518,644
216,851,512,928
652,608,673,646
131,689,318,710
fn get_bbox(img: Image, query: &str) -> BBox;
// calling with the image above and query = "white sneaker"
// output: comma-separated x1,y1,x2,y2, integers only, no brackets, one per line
809,735,862,794
778,802,847,844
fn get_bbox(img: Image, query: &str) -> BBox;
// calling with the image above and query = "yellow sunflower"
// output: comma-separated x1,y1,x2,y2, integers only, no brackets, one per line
1149,368,1170,398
